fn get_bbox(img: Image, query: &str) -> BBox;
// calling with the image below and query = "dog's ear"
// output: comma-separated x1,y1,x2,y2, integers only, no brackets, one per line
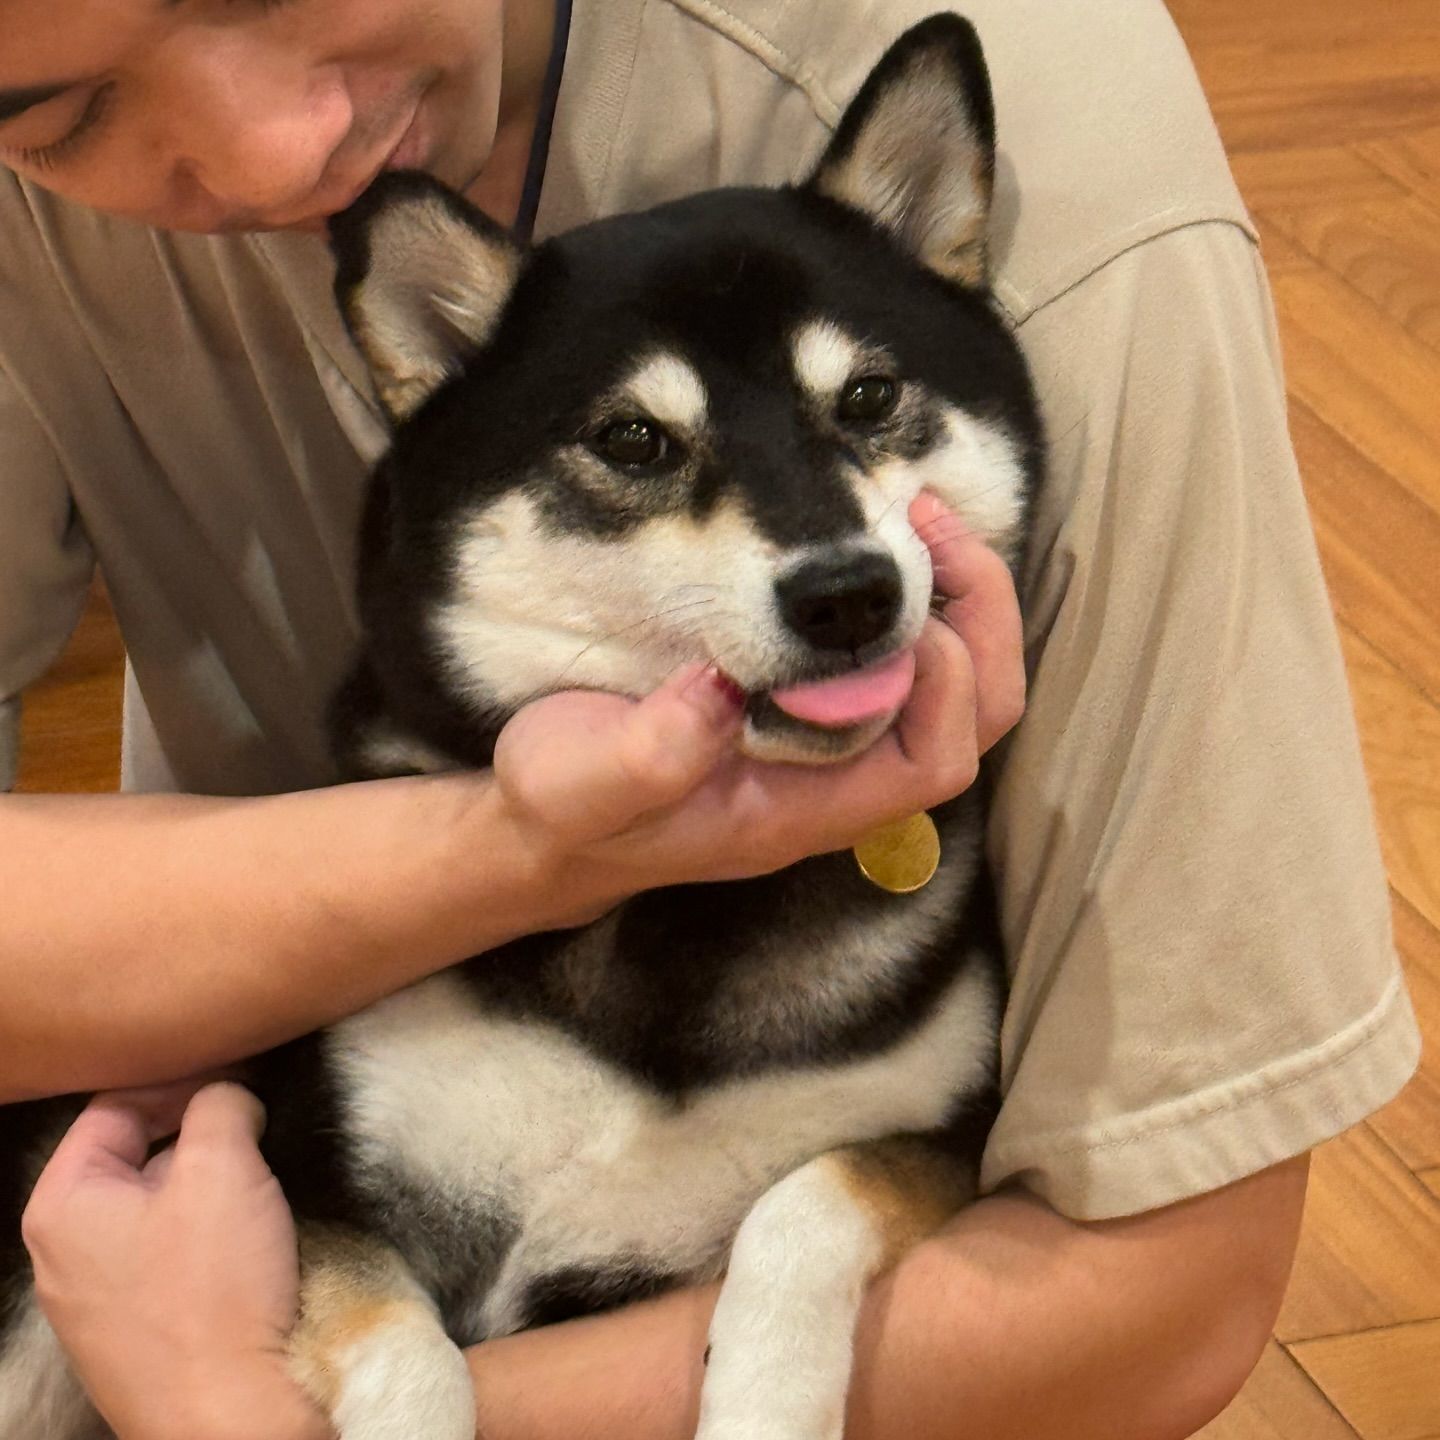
805,15,996,288
329,173,523,422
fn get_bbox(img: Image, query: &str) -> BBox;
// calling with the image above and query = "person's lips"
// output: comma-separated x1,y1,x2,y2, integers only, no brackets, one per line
382,101,428,173
336,95,427,206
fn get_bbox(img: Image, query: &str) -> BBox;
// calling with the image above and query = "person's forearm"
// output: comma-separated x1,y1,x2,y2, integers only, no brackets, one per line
0,776,581,1101
465,1162,1308,1440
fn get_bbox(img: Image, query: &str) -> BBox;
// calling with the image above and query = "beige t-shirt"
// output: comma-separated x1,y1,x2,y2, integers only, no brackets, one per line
0,0,1419,1219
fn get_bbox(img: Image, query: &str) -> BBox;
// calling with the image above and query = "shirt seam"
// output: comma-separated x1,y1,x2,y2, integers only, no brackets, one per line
659,0,844,125
1006,213,1261,330
987,965,1409,1166
587,0,654,216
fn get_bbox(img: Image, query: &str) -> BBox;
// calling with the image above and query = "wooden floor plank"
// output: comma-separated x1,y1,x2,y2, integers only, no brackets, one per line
1367,894,1440,1174
1336,624,1440,938
1168,0,1440,45
1229,146,1409,212
1265,197,1440,353
1294,401,1440,707
15,581,123,794
1277,1123,1440,1344
1270,267,1440,521
1165,0,1440,156
1183,56,1440,155
1291,1320,1440,1440
1253,216,1319,279
1195,1340,1359,1440
1358,127,1440,211
1418,1170,1440,1204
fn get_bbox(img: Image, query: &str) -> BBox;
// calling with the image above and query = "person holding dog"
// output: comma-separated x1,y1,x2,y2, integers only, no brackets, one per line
0,1,1417,1438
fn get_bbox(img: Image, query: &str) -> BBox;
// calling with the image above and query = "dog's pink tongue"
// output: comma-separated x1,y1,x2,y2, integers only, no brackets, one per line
769,649,917,728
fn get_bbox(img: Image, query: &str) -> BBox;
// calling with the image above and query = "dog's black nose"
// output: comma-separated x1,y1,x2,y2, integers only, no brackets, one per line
776,552,903,652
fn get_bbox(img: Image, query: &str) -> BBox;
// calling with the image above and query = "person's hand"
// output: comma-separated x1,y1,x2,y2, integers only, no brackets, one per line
22,1082,326,1440
495,492,1025,908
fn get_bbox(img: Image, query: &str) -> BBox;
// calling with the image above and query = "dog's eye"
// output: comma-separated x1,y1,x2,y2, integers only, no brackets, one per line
595,418,669,468
837,375,898,424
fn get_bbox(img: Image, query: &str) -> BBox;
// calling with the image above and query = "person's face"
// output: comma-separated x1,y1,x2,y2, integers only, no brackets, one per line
0,0,506,233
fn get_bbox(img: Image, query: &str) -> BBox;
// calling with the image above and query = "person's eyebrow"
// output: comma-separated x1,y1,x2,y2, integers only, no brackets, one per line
0,84,72,127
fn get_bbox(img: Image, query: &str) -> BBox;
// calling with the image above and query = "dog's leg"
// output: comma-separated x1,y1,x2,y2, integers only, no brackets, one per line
695,1137,976,1440
288,1224,473,1440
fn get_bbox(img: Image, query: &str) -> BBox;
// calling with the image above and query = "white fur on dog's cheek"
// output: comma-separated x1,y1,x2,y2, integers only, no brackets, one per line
888,407,1027,556
869,500,934,643
850,403,1025,636
433,492,792,708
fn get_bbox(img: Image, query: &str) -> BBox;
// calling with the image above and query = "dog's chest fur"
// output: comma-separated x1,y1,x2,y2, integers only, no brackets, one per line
270,822,999,1345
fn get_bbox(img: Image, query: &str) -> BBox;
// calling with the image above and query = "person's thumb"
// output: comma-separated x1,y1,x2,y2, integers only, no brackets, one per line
495,664,745,842
611,664,746,811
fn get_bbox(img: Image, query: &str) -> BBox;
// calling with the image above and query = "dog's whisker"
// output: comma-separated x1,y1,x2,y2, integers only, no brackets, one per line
866,496,904,536
550,597,722,686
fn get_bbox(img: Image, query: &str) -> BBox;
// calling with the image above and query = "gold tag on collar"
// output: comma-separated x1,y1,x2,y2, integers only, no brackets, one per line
853,811,941,894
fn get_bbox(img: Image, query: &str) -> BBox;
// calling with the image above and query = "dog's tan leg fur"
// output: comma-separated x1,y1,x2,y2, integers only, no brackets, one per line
288,1225,473,1440
695,1137,975,1440
827,1135,977,1263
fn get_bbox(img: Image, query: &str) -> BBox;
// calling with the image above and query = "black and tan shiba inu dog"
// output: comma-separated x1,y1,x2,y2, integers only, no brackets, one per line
1,16,1043,1440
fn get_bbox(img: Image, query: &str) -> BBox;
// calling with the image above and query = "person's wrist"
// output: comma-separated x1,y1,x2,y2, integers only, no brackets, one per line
507,800,634,930
474,773,622,931
156,1354,329,1440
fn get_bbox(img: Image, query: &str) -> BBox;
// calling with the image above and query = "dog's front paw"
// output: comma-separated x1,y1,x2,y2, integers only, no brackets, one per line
317,1319,474,1440
287,1229,474,1440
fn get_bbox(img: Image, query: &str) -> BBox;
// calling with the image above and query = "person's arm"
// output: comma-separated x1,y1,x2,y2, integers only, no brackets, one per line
1,771,591,1101
465,1156,1310,1440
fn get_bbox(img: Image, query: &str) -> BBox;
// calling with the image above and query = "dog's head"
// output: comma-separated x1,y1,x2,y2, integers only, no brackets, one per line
329,15,1041,772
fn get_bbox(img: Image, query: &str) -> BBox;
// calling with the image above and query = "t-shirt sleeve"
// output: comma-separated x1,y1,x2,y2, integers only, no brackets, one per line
0,367,95,790
979,220,1421,1221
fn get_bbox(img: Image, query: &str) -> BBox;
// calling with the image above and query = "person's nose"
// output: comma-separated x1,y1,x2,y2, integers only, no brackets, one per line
160,33,353,223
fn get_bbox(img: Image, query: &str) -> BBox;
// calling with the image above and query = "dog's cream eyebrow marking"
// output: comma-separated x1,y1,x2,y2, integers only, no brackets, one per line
792,321,862,399
622,354,708,430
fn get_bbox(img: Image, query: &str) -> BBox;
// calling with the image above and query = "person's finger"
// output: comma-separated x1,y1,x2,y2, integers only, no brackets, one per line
889,615,981,784
23,1094,168,1224
498,663,744,839
101,1073,237,1140
615,663,746,804
141,1143,178,1188
908,490,973,558
172,1082,267,1165
911,494,1026,752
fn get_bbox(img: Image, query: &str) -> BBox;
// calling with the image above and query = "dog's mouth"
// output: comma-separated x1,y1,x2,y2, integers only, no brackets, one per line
736,647,917,764
758,648,917,728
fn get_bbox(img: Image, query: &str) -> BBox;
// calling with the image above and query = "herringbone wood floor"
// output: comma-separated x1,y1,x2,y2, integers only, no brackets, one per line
16,3,1440,1435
